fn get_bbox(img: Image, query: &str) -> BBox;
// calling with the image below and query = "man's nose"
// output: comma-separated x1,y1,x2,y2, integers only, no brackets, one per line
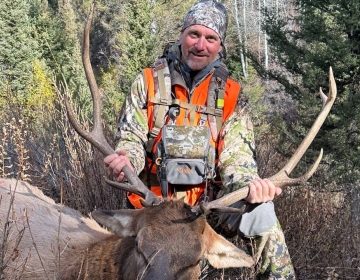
194,37,206,51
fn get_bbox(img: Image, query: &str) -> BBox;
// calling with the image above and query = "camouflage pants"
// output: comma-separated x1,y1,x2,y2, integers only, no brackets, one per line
219,202,295,279
249,220,295,279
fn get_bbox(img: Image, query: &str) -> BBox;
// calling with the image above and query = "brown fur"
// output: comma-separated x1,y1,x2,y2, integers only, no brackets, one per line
0,178,253,279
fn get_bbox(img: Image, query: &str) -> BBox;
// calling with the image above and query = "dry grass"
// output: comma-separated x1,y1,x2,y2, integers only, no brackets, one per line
277,185,360,279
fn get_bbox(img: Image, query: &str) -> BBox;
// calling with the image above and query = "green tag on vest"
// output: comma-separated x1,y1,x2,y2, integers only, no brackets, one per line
216,98,224,108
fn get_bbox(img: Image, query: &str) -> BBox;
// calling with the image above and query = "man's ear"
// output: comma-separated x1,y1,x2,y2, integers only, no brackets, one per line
178,30,184,41
219,44,227,60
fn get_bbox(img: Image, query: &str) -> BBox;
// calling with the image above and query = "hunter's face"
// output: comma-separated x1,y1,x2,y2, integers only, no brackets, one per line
179,24,223,71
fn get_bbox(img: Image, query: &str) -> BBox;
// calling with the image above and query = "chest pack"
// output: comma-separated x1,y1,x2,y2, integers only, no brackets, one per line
156,125,216,198
143,54,240,199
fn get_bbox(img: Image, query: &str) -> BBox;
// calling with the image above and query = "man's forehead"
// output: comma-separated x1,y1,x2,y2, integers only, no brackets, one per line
183,24,221,38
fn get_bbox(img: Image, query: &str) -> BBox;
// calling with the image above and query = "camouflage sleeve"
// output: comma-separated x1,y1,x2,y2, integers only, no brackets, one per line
114,72,148,174
217,93,259,196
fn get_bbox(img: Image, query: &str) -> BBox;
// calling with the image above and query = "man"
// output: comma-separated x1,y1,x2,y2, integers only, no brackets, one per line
104,0,295,278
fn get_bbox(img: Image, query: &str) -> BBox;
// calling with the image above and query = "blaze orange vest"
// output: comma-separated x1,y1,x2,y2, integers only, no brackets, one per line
128,68,241,208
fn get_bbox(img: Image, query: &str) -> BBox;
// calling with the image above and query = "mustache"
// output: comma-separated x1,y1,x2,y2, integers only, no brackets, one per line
188,47,209,56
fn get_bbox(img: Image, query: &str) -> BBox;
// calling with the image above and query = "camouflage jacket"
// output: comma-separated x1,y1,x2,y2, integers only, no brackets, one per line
115,45,259,196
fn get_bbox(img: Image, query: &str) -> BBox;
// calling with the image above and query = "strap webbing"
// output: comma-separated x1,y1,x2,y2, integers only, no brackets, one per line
149,97,222,117
146,64,170,153
213,62,228,134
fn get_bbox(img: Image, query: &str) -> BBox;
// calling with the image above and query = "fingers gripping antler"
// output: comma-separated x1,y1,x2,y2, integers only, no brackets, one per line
64,3,162,207
197,68,337,215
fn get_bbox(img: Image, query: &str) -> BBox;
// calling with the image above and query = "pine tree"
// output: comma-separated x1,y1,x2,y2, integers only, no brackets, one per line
116,0,158,92
0,0,39,103
252,0,360,184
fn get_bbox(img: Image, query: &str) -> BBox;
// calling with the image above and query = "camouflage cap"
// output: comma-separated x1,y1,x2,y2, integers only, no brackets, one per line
182,0,228,43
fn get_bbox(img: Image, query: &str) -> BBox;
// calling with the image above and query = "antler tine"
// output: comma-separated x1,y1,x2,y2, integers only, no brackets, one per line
195,67,336,215
65,3,162,206
104,177,162,207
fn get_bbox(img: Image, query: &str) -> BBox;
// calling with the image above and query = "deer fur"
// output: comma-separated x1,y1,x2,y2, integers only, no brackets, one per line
0,178,253,279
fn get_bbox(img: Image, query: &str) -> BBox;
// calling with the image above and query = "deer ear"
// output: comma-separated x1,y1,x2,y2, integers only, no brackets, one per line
203,223,254,268
92,209,136,237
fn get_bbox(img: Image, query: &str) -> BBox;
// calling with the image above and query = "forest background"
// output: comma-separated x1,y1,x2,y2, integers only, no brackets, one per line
0,0,359,278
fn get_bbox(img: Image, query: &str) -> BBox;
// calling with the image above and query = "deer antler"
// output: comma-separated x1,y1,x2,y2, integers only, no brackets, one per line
64,3,162,207
197,68,337,214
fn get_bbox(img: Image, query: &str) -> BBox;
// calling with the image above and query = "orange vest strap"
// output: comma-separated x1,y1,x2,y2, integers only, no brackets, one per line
223,79,241,121
144,68,156,130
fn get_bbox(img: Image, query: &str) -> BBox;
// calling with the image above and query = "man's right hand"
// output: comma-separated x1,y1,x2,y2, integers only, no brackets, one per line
103,149,134,182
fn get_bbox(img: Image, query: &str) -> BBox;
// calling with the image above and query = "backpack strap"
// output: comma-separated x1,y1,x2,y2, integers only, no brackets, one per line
207,61,229,140
145,58,171,154
149,97,222,117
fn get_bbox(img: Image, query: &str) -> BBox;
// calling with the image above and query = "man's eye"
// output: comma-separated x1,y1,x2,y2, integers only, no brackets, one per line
189,32,199,38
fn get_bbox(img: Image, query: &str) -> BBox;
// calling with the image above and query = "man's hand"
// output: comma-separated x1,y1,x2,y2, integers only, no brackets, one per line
245,178,282,204
103,149,134,182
